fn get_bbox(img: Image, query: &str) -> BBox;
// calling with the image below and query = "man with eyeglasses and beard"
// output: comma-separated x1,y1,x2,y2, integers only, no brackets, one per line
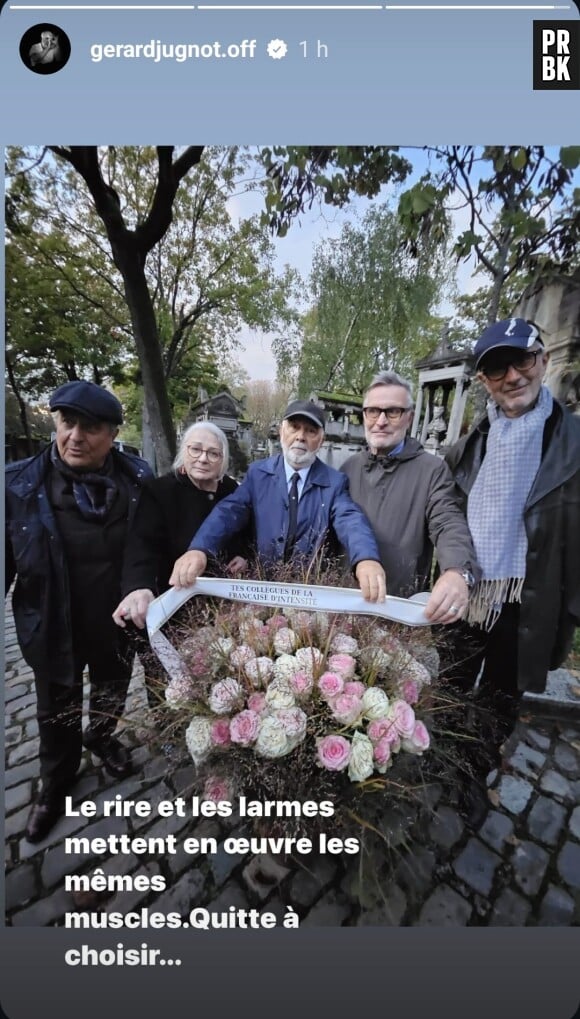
443,320,580,769
169,400,386,602
341,369,478,624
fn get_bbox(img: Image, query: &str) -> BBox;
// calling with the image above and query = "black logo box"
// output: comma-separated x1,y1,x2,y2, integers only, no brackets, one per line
533,20,580,89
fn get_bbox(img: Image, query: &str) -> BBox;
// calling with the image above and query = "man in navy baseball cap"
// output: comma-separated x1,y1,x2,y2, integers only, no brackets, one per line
473,317,543,370
49,380,124,424
442,316,579,827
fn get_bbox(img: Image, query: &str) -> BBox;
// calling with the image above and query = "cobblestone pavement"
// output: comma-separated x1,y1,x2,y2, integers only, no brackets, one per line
4,606,580,928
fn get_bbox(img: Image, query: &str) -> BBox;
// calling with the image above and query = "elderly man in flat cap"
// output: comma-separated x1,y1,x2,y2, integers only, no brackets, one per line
443,319,580,818
5,381,152,843
170,400,386,601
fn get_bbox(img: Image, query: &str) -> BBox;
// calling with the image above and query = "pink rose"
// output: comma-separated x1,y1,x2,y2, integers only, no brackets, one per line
247,692,267,714
288,670,313,697
266,614,288,630
344,681,365,698
402,720,431,754
229,710,261,746
317,734,351,771
318,671,345,699
367,718,399,745
203,775,232,803
330,693,363,725
373,737,392,767
327,654,356,681
399,679,420,705
210,718,232,746
388,699,416,738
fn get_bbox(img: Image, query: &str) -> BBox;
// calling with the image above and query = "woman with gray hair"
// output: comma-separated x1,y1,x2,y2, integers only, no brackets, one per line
113,421,247,630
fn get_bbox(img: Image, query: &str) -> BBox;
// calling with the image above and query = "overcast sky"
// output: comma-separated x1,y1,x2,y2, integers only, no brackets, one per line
226,147,576,384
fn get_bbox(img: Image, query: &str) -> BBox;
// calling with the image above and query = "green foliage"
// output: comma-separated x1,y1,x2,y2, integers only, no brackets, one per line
399,146,580,322
5,146,299,457
275,203,451,394
260,146,413,236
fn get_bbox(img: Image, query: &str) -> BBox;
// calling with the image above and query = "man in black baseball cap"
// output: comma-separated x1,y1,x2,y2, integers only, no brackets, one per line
169,397,386,602
6,381,153,843
282,398,326,430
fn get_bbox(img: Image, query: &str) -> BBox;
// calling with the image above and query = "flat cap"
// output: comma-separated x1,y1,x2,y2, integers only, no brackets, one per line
50,381,123,424
283,400,326,429
473,318,543,369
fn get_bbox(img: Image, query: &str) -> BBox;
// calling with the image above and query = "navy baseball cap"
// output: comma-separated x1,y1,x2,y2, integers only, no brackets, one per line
50,381,123,424
473,319,543,369
283,400,326,429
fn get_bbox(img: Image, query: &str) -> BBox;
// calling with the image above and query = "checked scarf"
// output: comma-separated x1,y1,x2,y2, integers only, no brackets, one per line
50,445,118,521
466,384,553,630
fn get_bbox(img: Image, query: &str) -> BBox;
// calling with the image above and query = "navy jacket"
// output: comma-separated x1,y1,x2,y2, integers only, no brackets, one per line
5,444,152,680
188,454,380,570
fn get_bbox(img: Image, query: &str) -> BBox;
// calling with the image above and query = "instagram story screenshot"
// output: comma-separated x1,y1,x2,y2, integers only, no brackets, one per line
1,0,579,1017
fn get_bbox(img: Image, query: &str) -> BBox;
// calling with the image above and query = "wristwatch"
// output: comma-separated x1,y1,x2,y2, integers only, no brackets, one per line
449,568,476,589
458,569,476,589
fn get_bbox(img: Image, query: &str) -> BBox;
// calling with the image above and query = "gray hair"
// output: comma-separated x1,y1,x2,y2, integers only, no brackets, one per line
173,421,230,478
364,370,415,409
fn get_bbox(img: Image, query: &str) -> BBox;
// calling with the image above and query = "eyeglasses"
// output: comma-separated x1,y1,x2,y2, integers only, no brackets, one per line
362,406,412,423
480,350,541,382
186,444,223,463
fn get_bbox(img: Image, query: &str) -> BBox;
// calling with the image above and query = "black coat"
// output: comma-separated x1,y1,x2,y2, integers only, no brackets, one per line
445,400,580,693
120,471,246,596
5,444,152,681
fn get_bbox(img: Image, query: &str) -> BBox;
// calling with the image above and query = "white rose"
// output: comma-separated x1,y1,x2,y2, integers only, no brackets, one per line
361,687,390,720
294,646,323,675
244,656,274,687
359,646,393,673
330,633,359,656
285,609,315,630
276,707,308,743
315,612,331,638
185,716,213,766
208,677,243,714
255,715,291,758
405,657,433,688
273,627,298,655
273,653,302,683
348,731,375,782
265,678,296,710
210,636,235,657
164,678,194,710
229,644,255,668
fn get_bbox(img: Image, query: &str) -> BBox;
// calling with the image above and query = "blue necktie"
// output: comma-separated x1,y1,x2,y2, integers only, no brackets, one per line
284,472,300,562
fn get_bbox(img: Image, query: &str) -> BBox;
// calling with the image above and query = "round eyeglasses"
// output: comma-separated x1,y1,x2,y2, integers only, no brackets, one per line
186,444,223,463
479,350,541,382
362,406,412,423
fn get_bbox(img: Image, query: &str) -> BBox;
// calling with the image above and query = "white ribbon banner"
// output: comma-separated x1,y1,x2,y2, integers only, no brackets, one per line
146,577,431,683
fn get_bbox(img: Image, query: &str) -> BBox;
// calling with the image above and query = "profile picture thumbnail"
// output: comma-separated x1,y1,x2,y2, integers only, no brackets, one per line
19,24,71,74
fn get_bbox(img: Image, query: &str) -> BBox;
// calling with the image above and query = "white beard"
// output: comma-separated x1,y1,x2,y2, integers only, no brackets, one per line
281,442,317,470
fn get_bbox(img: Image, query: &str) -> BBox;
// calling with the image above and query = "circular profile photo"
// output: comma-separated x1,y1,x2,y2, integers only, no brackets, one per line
19,24,71,74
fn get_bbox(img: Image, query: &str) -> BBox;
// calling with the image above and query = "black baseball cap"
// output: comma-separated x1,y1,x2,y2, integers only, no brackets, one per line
283,400,326,429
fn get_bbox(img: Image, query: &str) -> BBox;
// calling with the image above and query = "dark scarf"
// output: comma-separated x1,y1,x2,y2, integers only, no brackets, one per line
50,444,118,521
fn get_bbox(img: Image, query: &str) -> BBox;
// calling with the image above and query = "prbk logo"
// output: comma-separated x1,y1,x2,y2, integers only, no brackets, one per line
533,21,579,89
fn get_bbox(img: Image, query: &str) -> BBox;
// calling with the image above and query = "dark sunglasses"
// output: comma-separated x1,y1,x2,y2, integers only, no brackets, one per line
479,349,542,382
